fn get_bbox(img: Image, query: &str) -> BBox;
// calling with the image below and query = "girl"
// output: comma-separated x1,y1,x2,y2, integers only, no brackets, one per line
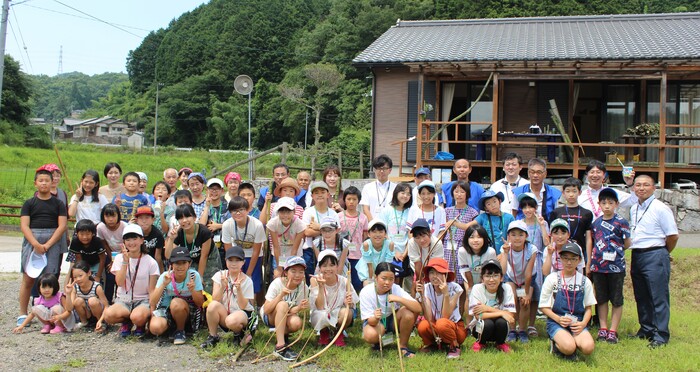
539,244,596,359
13,273,77,334
359,262,421,358
356,220,395,286
261,256,309,362
406,180,446,239
69,261,110,332
499,220,537,344
310,250,359,346
268,197,306,278
202,245,257,349
260,177,304,224
458,226,497,315
542,219,585,276
224,172,241,203
96,203,127,303
68,220,106,284
151,181,171,233
68,169,108,224
517,192,550,337
165,204,217,293
468,259,516,353
380,183,412,288
314,217,350,276
443,181,478,292
99,162,125,200
103,224,160,337
340,186,369,293
415,258,466,359
473,190,515,254
187,173,208,220
150,246,205,345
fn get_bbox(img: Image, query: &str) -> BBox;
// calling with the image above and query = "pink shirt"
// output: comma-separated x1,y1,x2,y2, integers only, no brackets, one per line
339,212,368,260
97,221,127,254
111,253,160,301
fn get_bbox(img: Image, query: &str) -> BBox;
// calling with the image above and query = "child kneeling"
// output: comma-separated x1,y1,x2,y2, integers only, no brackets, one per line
539,243,596,359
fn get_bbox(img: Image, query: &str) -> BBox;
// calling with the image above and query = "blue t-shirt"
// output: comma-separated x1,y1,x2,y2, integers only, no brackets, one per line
475,213,515,254
590,214,630,274
155,268,204,308
114,193,149,222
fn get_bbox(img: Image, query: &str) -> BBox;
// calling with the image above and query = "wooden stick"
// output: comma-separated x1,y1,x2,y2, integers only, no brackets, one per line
391,303,405,372
54,145,75,196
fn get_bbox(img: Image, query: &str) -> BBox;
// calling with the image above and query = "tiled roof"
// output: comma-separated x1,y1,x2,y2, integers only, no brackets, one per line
353,13,700,64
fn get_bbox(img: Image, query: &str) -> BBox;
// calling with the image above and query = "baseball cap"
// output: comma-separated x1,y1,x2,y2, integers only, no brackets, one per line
550,218,570,232
134,205,154,217
478,190,504,211
207,177,225,188
283,256,307,270
561,242,583,257
320,216,338,230
517,192,537,203
273,197,297,214
410,218,430,234
25,251,47,279
169,246,192,262
310,181,329,193
417,180,436,193
598,187,618,202
136,172,148,181
422,258,455,283
225,245,245,260
507,220,528,234
122,223,144,238
368,219,387,231
480,259,502,273
414,167,431,177
187,172,207,184
317,250,339,265
274,178,300,197
39,163,61,173
224,172,241,185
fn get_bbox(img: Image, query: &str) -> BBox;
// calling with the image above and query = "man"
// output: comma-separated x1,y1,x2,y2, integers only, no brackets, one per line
578,160,636,220
441,158,484,210
360,154,397,221
628,174,678,348
296,171,311,209
256,163,290,211
512,158,562,221
488,152,530,214
412,167,440,207
163,168,178,197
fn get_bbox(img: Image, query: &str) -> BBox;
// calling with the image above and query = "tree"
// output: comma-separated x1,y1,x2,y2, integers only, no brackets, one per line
2,55,32,124
279,63,344,173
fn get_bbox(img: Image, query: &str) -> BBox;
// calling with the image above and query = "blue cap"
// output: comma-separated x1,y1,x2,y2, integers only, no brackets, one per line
284,256,307,270
187,172,207,184
410,218,430,233
414,167,431,177
478,190,504,211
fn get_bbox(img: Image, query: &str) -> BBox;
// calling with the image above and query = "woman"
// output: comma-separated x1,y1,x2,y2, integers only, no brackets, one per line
307,165,346,212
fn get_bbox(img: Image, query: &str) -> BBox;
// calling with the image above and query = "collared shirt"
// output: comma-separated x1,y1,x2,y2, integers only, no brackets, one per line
578,185,636,219
629,195,678,249
513,183,562,221
489,177,530,214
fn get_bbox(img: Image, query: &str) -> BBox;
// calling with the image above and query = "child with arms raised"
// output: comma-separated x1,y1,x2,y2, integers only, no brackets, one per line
468,259,516,353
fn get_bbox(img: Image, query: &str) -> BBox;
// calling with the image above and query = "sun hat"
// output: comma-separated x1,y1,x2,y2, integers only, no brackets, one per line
309,181,329,193
317,250,339,265
134,205,154,217
598,187,619,202
225,245,245,260
122,223,144,238
207,177,225,188
274,197,297,214
550,218,570,232
478,190,504,211
507,220,528,234
422,257,455,283
224,172,241,185
368,219,387,231
283,256,307,270
169,246,192,263
320,216,339,230
274,178,300,197
25,252,47,279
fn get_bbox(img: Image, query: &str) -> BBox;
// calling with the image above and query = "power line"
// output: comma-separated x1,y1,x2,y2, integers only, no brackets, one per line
7,18,31,72
17,3,152,32
50,0,144,38
10,7,33,72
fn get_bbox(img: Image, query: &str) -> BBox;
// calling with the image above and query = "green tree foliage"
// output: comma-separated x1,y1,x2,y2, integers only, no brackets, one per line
126,29,165,93
2,55,33,124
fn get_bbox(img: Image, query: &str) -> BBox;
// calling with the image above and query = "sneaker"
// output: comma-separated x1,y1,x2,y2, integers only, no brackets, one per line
274,345,299,361
471,341,484,352
173,330,186,345
506,330,518,342
231,332,243,346
597,328,608,341
201,334,220,349
495,343,512,353
50,324,66,334
119,322,132,337
40,323,54,334
17,315,28,327
447,347,461,359
318,328,331,346
606,330,618,344
518,331,529,343
133,326,146,338
333,332,346,347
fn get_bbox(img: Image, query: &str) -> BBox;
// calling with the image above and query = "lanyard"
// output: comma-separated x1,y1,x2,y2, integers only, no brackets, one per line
285,280,302,305
393,208,408,236
503,177,521,203
509,248,527,287
280,218,295,245
427,283,443,320
486,214,503,244
224,270,242,313
170,270,188,297
343,212,361,241
374,284,390,325
565,206,581,238
375,181,391,208
560,273,578,314
315,208,331,226
323,277,343,313
586,189,602,218
633,201,652,231
126,254,143,302
210,202,225,223
183,225,199,253
234,218,249,243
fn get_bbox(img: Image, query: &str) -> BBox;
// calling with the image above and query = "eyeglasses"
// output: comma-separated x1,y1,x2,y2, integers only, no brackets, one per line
375,167,391,172
483,274,501,280
232,208,247,215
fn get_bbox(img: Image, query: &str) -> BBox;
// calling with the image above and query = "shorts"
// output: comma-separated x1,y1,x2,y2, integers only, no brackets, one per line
504,274,539,301
242,257,263,293
114,298,150,312
153,301,200,332
546,319,588,339
21,228,63,275
590,272,625,307
362,314,395,334
222,310,258,335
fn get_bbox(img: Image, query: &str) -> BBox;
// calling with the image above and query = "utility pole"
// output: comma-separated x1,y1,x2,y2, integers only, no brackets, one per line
153,83,163,155
57,46,63,75
0,0,11,118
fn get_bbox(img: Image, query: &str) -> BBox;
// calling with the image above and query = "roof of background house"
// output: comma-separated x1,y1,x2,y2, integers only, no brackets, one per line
353,12,700,65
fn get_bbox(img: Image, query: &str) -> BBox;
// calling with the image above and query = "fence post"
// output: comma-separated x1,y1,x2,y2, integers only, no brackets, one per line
359,151,364,178
281,142,288,163
338,149,343,175
251,150,256,180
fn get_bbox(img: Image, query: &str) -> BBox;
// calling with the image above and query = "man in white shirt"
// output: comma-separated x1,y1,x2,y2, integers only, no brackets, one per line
628,175,678,348
360,154,397,221
488,153,529,215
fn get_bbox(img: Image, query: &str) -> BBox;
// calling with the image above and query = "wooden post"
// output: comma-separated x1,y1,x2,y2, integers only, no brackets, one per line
281,142,288,163
417,69,425,167
572,147,579,179
359,151,364,178
338,149,343,175
490,73,500,183
659,72,667,188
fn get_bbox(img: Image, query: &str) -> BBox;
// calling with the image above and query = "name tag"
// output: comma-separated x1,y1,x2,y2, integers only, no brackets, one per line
393,234,405,241
348,244,358,252
516,287,526,297
602,251,616,261
381,332,395,346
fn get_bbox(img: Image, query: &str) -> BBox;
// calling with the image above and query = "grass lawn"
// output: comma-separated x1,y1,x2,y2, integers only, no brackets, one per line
193,248,700,370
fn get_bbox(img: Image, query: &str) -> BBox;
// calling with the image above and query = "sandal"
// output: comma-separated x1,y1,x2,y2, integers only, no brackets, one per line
527,326,539,337
400,347,416,358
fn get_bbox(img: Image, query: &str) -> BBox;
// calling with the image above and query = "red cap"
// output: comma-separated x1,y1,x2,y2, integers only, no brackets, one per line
422,258,456,283
134,206,154,217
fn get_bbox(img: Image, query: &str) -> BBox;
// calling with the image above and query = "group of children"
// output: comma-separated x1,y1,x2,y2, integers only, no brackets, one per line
14,160,631,362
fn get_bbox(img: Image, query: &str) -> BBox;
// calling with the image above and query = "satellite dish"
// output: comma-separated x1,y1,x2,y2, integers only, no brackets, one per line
234,75,254,95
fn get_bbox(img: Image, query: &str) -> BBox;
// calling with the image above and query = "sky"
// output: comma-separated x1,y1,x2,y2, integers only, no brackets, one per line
5,0,209,76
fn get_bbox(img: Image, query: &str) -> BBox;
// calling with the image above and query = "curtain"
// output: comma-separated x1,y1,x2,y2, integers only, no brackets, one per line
441,83,455,153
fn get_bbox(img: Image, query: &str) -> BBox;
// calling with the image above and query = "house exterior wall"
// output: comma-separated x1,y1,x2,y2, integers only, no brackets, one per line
501,80,538,161
372,68,417,166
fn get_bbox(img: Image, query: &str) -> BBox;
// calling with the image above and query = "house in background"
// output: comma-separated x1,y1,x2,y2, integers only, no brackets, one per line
353,12,700,187
58,116,135,144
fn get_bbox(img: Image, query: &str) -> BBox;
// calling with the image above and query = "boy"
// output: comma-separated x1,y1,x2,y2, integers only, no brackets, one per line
542,219,585,276
135,206,166,273
302,181,339,282
470,190,515,254
221,196,267,306
18,168,68,326
549,177,593,261
114,172,150,222
587,188,631,344
239,182,261,219
339,186,368,292
406,218,444,293
199,177,230,265
268,197,307,278
539,243,596,359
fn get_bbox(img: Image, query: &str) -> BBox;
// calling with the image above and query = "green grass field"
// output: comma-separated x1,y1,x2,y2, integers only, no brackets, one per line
191,249,700,370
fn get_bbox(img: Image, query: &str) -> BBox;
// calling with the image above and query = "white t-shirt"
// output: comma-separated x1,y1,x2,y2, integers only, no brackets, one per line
111,253,160,301
406,236,444,268
211,270,255,312
504,244,538,286
489,177,530,214
221,216,267,257
301,207,339,249
360,180,396,219
261,277,309,316
406,205,447,239
468,283,516,315
70,194,109,224
457,246,498,284
310,275,359,312
267,216,307,260
96,221,127,254
539,271,597,309
359,283,414,320
422,281,463,322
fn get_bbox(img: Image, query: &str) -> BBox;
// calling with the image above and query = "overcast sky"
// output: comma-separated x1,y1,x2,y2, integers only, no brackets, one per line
6,0,208,76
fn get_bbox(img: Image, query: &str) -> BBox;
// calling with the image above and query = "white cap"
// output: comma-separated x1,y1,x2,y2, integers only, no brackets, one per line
317,249,339,265
320,216,338,229
274,197,297,214
136,172,148,181
122,223,144,238
368,219,387,231
206,177,224,188
25,251,47,279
